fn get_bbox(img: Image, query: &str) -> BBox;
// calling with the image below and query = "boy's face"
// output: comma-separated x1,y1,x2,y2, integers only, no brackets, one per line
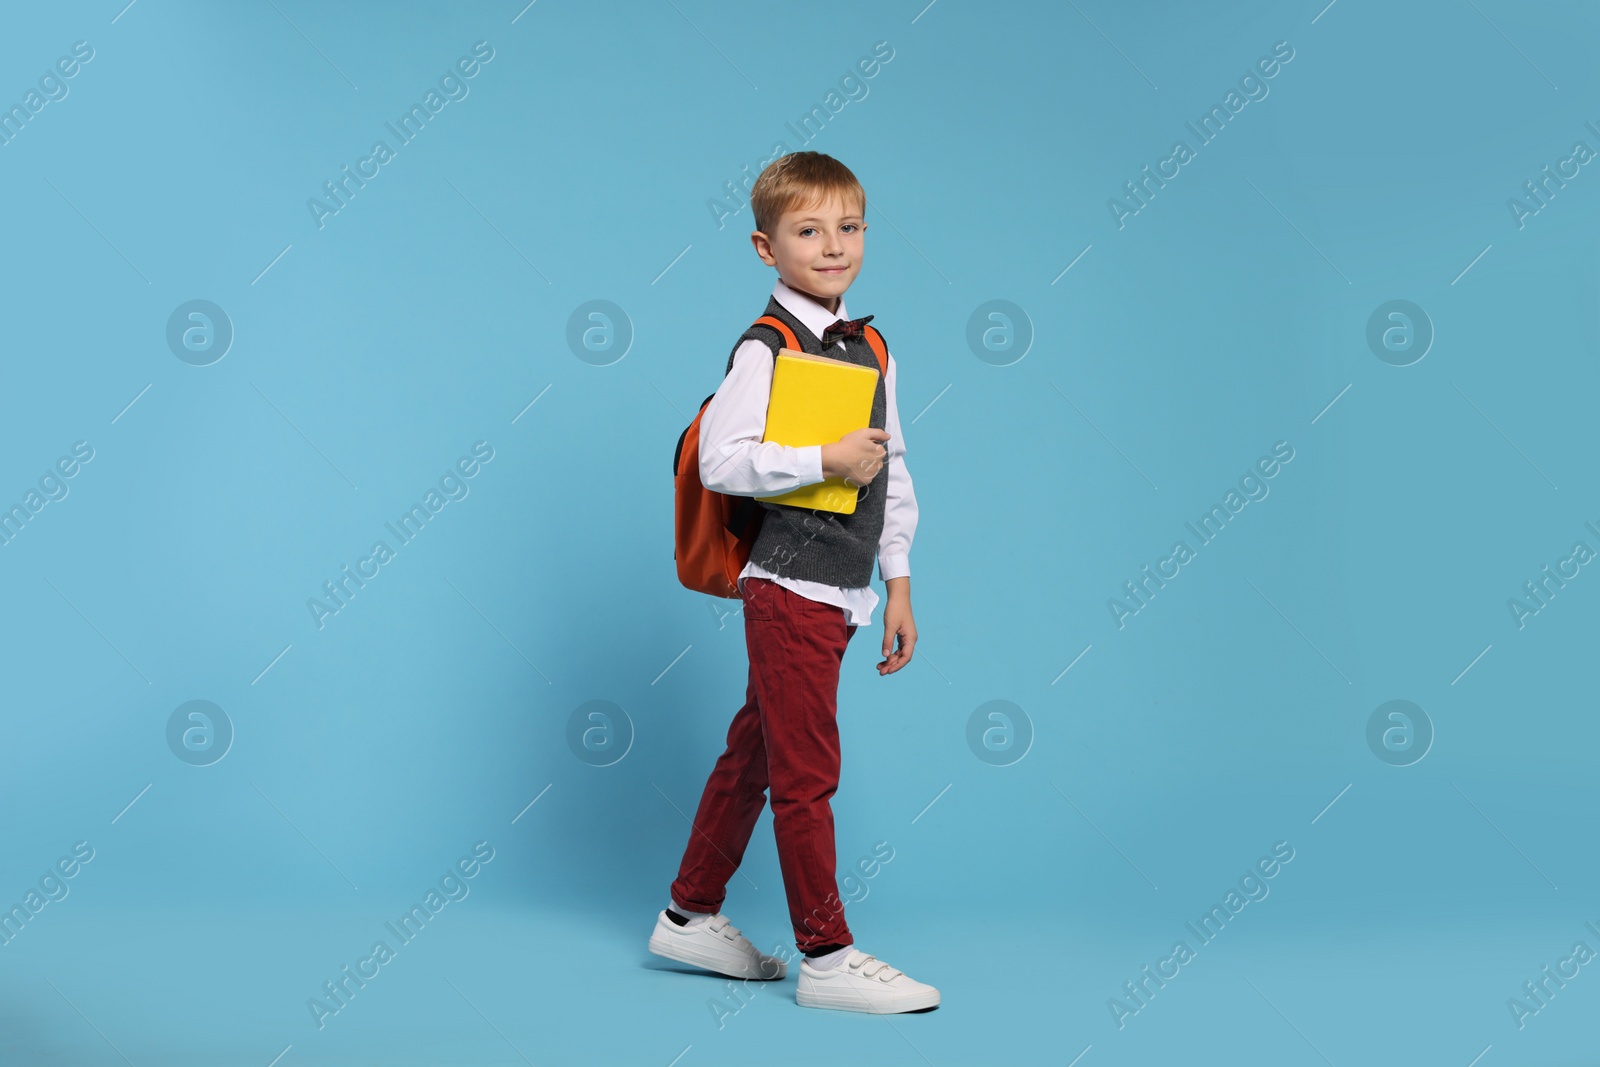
751,192,866,315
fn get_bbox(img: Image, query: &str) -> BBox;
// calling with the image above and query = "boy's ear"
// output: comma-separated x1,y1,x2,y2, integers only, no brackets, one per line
749,230,777,266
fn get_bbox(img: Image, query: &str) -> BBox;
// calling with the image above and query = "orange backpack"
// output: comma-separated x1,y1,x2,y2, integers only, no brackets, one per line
674,313,888,598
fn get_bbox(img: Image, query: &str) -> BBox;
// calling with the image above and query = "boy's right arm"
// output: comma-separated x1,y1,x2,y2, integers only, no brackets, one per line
699,340,826,496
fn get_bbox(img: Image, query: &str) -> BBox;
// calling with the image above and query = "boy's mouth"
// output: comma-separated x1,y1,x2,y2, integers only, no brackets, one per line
815,266,850,274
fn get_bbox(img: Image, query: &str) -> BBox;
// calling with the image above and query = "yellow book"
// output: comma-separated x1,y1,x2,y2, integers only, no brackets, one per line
756,348,880,515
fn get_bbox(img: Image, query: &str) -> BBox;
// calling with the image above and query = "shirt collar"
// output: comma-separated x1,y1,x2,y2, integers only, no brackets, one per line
772,278,850,346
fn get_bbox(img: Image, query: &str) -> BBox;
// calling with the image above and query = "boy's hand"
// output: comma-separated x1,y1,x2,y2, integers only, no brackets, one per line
822,428,890,487
878,583,915,675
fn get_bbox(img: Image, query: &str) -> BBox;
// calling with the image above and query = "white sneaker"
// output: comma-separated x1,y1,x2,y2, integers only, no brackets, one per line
648,911,787,981
796,949,940,1013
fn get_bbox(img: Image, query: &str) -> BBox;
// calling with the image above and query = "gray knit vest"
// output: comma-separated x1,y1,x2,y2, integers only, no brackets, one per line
724,296,889,589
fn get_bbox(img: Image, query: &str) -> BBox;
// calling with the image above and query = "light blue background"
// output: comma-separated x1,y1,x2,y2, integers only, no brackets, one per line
1,1,1596,1064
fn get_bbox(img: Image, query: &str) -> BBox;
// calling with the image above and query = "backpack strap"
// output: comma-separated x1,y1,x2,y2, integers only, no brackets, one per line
752,315,801,353
862,324,888,378
725,314,801,376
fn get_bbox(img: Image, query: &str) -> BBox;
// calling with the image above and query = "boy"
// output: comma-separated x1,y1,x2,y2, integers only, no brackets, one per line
648,152,938,1014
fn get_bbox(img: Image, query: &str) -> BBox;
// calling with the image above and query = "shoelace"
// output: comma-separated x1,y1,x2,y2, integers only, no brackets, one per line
847,953,903,982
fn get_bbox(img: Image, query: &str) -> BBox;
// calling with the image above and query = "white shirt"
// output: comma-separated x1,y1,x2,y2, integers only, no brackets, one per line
698,279,919,627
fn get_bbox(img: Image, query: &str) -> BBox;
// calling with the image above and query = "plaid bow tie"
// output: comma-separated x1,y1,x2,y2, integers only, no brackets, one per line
821,315,874,346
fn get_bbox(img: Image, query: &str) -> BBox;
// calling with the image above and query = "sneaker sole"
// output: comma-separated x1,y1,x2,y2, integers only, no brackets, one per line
648,929,786,981
795,984,941,1014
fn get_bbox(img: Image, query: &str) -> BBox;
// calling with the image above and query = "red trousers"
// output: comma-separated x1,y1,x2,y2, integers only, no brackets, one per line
669,576,856,953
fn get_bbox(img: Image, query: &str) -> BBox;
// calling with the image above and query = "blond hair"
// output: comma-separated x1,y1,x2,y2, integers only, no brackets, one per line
749,151,866,236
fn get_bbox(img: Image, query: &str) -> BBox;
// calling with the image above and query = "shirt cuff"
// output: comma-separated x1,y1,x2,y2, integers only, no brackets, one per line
879,554,910,583
800,443,824,486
